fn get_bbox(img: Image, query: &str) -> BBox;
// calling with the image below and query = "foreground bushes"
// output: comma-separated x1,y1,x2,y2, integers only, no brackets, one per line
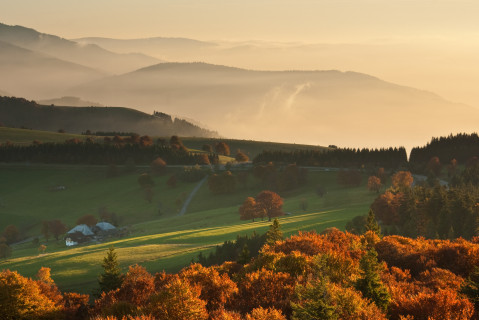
2,229,479,319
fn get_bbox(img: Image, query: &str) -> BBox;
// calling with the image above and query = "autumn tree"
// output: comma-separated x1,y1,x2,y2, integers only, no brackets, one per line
235,151,249,162
256,191,284,221
2,225,19,244
246,307,287,320
391,171,413,190
179,263,238,311
368,176,382,193
215,142,231,156
266,219,283,245
98,247,124,294
146,275,208,320
0,269,60,319
150,157,167,176
139,135,153,147
76,214,98,227
355,248,390,312
240,197,261,222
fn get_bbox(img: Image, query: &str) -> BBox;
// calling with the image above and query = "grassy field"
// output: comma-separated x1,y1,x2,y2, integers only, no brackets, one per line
0,127,90,145
0,165,376,294
0,165,199,234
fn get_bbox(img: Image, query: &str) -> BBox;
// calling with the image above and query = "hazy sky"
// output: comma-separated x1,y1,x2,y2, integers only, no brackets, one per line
2,0,479,42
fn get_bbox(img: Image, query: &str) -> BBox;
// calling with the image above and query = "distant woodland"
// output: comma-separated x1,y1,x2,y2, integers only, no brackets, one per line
0,96,218,138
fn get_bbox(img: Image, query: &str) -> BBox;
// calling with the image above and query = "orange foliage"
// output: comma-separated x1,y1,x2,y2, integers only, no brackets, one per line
368,175,382,193
146,274,208,320
235,268,295,315
391,171,414,189
371,191,403,225
0,269,60,319
179,263,238,311
245,307,287,320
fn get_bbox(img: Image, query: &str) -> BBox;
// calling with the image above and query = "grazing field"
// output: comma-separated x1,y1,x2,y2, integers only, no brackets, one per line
0,127,90,145
0,165,376,294
0,165,199,233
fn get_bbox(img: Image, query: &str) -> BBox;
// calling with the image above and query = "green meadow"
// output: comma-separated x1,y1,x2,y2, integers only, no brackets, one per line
0,164,376,294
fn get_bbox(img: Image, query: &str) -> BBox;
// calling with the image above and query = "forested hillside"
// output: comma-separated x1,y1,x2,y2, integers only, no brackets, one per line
0,96,218,138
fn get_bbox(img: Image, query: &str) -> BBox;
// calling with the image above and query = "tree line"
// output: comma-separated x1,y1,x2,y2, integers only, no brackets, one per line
0,142,218,165
253,147,407,169
410,133,479,169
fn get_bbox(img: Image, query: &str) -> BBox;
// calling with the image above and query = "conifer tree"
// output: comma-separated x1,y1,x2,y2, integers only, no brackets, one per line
237,244,251,264
266,218,283,245
98,246,124,293
365,209,381,236
355,248,390,312
291,279,337,320
461,266,479,311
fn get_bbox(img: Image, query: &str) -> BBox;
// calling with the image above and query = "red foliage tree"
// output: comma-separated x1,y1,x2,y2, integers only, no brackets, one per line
239,197,262,222
150,157,167,175
235,268,295,315
391,171,413,190
179,263,238,311
255,191,284,221
215,142,231,156
368,176,382,193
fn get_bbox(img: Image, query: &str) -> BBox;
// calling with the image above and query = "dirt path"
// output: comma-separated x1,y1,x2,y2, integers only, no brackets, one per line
177,176,208,216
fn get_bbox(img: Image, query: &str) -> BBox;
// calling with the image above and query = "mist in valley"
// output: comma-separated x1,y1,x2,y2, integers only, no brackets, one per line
1,0,479,149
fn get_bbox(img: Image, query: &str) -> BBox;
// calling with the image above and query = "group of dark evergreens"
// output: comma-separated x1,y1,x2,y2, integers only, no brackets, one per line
253,147,408,169
0,139,217,165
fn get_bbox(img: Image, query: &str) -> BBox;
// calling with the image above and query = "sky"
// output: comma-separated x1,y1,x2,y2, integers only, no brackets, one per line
2,0,479,43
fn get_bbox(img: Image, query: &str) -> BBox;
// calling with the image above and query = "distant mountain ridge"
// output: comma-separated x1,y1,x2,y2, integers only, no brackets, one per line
0,96,219,138
0,23,162,74
0,40,104,99
69,62,479,148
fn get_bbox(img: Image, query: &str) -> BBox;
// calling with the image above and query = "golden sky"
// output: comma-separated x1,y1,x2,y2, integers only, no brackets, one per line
2,0,479,42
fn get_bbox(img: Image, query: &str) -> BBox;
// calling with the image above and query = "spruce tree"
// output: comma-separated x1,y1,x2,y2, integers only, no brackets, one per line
355,248,390,312
365,209,381,236
266,218,283,245
291,279,337,320
461,266,479,310
98,246,124,293
237,244,251,264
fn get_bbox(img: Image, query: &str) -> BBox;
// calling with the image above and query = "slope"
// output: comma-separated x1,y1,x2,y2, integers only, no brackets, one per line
0,96,218,137
0,40,104,99
70,62,479,149
0,22,161,74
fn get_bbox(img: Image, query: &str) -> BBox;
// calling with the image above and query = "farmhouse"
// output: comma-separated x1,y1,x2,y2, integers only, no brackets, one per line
65,223,119,246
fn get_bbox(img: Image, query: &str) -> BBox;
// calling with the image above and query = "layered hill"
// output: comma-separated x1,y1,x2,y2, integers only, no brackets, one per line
0,23,161,74
0,96,218,138
0,40,104,99
69,62,479,148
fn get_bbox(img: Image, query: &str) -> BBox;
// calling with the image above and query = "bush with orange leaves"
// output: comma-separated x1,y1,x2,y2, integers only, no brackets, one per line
179,263,238,311
95,265,155,317
146,275,208,320
0,269,61,319
235,268,295,316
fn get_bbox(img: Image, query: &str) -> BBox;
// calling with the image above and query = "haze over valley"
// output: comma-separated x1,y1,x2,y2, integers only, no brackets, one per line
1,21,478,149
